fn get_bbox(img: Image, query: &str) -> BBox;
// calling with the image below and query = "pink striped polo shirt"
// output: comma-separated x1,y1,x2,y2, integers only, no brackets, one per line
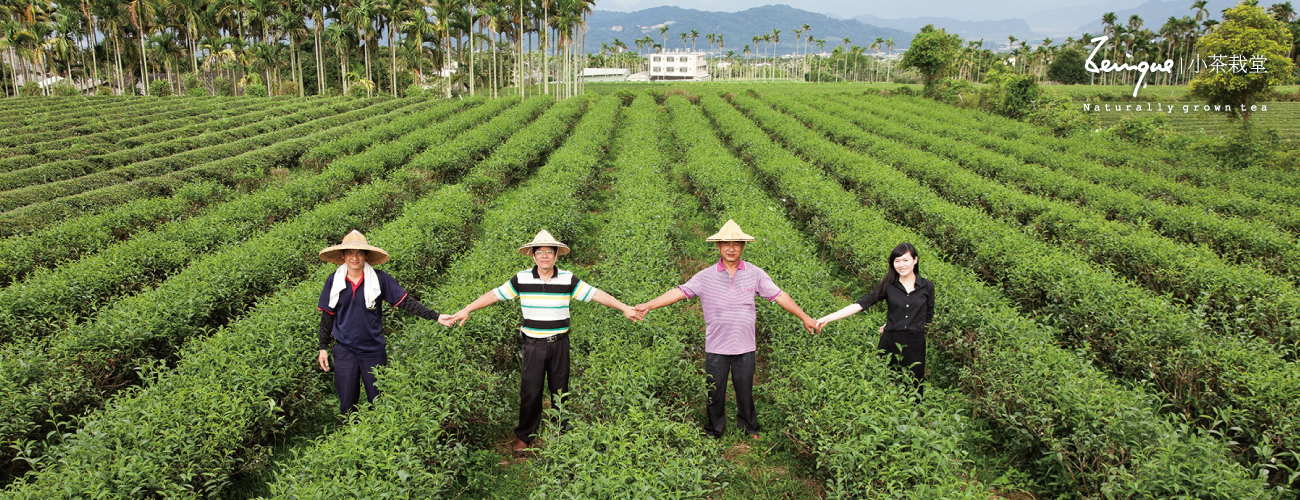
678,260,783,355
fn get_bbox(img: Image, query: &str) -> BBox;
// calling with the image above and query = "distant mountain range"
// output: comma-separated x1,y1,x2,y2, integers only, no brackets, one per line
853,15,1035,45
585,5,913,56
584,1,1236,56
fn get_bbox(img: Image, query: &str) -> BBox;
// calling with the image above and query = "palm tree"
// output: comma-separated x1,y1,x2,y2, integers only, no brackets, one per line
1127,14,1143,32
247,0,278,45
246,0,281,93
48,11,83,82
839,37,850,82
148,31,182,94
457,0,479,97
382,0,410,97
343,0,378,96
1269,2,1296,60
99,1,131,92
75,0,102,88
763,33,773,80
536,0,551,96
306,0,330,95
830,45,842,82
1099,13,1117,82
872,36,883,82
513,0,526,95
770,29,780,79
0,22,15,96
1269,2,1296,22
8,1,41,86
850,45,864,81
401,1,433,88
323,20,353,94
815,37,825,80
278,0,309,96
127,0,158,95
248,40,278,93
431,0,459,97
800,23,811,78
574,0,597,95
482,1,507,97
742,43,750,80
793,27,803,72
1191,0,1209,23
633,34,647,71
213,0,248,51
1159,16,1182,85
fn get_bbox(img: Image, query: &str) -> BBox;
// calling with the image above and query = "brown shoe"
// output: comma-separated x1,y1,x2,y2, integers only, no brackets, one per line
512,438,529,457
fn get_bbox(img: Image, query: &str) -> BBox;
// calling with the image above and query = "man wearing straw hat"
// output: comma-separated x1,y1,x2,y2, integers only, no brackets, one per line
317,230,448,415
441,230,643,456
635,220,818,439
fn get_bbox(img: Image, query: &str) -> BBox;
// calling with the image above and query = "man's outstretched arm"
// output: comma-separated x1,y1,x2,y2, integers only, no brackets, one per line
440,291,500,327
635,288,689,315
591,289,643,321
773,291,819,333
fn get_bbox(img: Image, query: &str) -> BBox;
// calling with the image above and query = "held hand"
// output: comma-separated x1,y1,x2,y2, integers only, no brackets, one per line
442,310,469,327
623,306,644,322
815,319,830,332
317,349,330,372
436,313,456,327
801,316,818,334
633,303,651,315
878,324,885,334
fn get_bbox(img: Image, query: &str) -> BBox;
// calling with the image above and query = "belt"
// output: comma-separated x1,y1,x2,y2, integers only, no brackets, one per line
521,332,569,343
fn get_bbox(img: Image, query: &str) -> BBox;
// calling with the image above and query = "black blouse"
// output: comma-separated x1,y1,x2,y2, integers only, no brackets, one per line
855,276,935,333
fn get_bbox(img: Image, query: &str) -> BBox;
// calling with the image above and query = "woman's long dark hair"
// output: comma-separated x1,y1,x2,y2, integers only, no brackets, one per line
869,242,920,304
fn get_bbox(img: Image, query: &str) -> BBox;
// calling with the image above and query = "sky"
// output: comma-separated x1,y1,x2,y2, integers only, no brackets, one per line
595,0,1143,23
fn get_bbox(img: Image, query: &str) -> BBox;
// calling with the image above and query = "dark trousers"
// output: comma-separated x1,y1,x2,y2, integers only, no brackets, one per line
516,334,571,444
878,330,926,397
704,351,758,438
334,344,387,415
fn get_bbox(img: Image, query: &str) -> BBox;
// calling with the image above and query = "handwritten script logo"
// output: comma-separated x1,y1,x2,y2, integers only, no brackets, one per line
1086,36,1174,97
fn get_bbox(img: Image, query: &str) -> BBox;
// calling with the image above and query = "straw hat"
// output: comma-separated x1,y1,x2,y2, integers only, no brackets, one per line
519,230,571,256
705,219,755,242
319,230,391,265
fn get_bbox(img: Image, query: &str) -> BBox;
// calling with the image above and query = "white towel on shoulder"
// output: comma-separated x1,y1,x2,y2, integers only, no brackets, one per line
328,263,381,309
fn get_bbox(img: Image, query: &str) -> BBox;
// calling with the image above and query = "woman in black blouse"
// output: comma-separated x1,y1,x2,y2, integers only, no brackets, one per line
816,242,934,396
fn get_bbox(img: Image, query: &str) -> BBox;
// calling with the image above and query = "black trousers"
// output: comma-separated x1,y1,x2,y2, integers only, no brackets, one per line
333,344,387,415
878,329,926,397
515,333,571,444
704,351,758,438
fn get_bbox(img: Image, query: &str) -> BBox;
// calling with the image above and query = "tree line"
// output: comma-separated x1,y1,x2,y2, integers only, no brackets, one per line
0,0,604,98
0,1,925,96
